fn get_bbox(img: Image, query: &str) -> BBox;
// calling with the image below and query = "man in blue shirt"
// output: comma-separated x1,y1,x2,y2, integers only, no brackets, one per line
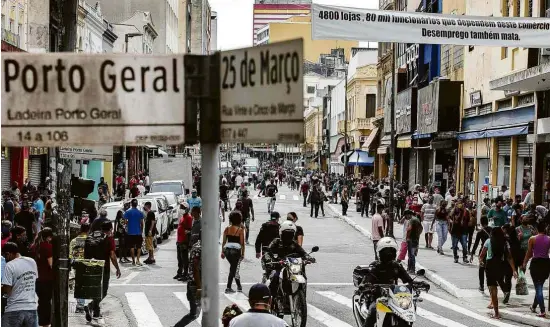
123,199,145,266
187,189,202,210
32,193,44,233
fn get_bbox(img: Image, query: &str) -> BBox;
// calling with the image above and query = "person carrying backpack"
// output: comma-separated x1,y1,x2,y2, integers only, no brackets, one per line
83,221,121,322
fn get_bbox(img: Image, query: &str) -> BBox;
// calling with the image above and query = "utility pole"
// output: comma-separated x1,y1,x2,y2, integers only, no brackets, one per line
387,41,396,238
344,67,349,176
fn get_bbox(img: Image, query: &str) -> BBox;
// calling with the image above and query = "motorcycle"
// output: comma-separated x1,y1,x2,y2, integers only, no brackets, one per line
352,267,430,327
267,246,319,327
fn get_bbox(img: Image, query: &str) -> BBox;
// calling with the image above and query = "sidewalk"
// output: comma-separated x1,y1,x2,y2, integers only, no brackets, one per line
326,202,550,327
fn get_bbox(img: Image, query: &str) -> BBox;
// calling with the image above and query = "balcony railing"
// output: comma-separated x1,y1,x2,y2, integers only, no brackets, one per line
2,29,20,47
337,120,351,134
352,118,374,130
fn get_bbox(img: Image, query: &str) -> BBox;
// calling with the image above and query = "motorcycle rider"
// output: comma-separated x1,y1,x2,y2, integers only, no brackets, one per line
264,221,315,299
361,237,414,327
255,212,281,282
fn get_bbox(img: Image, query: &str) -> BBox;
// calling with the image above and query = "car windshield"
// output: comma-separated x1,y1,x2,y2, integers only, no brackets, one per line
150,183,183,195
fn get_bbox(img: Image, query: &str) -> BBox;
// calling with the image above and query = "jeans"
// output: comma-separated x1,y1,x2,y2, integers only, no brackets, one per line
177,242,189,277
342,201,348,216
451,234,468,260
224,248,242,290
36,280,53,326
373,240,379,261
533,281,546,313
361,200,370,217
407,240,418,272
2,310,38,327
243,216,251,242
175,284,201,327
319,201,325,216
222,198,230,211
310,202,319,218
303,193,307,207
267,197,276,212
467,226,475,253
435,221,448,251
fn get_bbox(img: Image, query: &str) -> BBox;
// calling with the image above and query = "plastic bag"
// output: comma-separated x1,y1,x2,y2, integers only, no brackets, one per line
515,270,529,296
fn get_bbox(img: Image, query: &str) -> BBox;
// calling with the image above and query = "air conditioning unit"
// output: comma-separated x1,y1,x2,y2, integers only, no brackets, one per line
542,48,550,56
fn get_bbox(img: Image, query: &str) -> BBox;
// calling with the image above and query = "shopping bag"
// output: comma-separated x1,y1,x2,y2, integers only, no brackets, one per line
515,270,529,296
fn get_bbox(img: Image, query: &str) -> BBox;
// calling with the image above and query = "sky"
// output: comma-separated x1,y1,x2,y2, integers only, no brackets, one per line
208,0,378,51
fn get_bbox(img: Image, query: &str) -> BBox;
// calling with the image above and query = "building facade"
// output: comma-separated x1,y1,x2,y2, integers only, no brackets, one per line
112,11,157,54
190,0,211,54
210,10,217,53
253,0,311,45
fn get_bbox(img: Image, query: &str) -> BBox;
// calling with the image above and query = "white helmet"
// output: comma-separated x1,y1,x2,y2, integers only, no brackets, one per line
376,237,398,262
280,220,297,233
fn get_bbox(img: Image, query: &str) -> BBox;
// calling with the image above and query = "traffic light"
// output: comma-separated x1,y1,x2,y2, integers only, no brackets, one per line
71,176,95,198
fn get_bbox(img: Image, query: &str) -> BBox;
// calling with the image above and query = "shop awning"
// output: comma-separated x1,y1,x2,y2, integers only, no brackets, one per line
457,124,529,141
397,135,412,148
412,131,432,139
347,150,375,167
338,151,354,164
361,127,380,151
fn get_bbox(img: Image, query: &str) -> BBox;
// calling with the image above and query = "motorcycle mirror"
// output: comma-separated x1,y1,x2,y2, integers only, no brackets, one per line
416,269,426,276
311,246,319,253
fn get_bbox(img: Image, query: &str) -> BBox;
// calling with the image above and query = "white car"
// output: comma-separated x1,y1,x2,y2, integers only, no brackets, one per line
150,180,186,203
137,196,172,243
146,192,181,228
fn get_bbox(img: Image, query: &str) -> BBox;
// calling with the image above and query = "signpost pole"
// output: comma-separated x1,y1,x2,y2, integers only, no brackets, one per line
387,41,396,238
344,68,349,177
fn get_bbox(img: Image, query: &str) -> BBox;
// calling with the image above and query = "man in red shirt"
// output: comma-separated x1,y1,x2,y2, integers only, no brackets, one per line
301,181,310,208
175,203,193,281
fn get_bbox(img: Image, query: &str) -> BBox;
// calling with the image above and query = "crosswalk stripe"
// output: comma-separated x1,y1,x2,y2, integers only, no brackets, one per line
125,292,163,327
293,195,300,201
307,304,354,327
316,291,351,308
421,293,517,327
279,195,286,200
174,292,201,326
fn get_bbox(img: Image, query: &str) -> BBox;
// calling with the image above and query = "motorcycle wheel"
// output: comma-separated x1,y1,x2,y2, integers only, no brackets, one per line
291,289,307,327
352,295,367,327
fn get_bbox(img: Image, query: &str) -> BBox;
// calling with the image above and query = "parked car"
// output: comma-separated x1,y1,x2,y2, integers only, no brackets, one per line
138,196,172,242
146,192,181,228
150,180,186,203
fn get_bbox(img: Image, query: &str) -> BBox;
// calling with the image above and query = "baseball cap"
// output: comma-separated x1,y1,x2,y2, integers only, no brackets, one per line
270,211,280,220
248,283,271,302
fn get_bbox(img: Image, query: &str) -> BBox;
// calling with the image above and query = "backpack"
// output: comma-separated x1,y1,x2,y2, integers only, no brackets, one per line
84,230,108,261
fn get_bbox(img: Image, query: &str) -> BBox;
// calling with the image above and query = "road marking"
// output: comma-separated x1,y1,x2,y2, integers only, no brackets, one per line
416,308,469,327
279,194,286,200
111,282,354,287
307,303,354,327
174,292,201,326
421,293,518,327
317,291,468,327
293,195,300,201
125,292,163,327
121,272,139,285
224,292,251,311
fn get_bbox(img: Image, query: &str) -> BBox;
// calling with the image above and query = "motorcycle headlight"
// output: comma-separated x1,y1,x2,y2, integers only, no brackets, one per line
396,296,412,309
290,264,302,274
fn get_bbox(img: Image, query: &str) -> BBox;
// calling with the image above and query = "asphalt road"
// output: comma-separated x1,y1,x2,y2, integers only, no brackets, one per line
105,185,523,327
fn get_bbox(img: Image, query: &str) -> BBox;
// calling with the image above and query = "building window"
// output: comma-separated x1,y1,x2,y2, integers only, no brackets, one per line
497,98,513,110
453,45,464,69
526,0,533,16
501,47,508,59
9,18,13,31
1,14,5,29
514,0,521,16
502,0,510,16
366,94,376,118
307,86,315,94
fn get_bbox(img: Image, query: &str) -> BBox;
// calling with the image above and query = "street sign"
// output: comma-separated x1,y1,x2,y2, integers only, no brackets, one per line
220,39,304,143
59,146,113,161
1,53,186,146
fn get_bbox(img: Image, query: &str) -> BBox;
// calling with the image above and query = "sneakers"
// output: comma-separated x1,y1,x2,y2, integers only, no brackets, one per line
463,257,469,264
503,292,511,304
478,286,485,294
237,286,243,292
84,304,92,322
454,258,459,263
173,274,181,280
225,288,236,294
178,275,188,282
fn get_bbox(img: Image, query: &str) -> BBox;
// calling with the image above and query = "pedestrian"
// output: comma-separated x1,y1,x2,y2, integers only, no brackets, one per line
359,181,371,217
187,189,202,210
83,221,121,322
479,227,517,320
466,200,477,253
14,202,36,246
450,200,470,264
308,181,321,218
318,183,326,217
228,283,288,327
470,216,492,293
1,241,38,327
265,180,278,213
420,195,436,249
69,223,90,312
123,199,145,266
341,186,349,216
175,203,193,281
406,212,422,273
398,209,414,261
488,200,507,228
144,172,151,193
3,191,15,223
222,304,243,327
502,224,520,303
221,211,245,294
372,204,385,261
11,226,31,257
522,220,550,318
240,190,254,244
301,180,309,207
332,181,339,204
114,209,130,263
31,228,54,327
1,220,12,248
143,201,158,265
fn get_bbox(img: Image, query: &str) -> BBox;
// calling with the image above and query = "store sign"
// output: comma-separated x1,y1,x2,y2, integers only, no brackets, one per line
312,4,550,47
417,82,440,134
470,90,482,106
395,88,413,134
59,146,113,161
29,147,48,155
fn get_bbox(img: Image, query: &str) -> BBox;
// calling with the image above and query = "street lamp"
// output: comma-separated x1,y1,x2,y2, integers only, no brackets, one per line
334,62,349,177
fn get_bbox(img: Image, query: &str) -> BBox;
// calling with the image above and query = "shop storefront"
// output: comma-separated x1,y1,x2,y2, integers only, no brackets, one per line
395,88,416,187
28,147,48,187
1,147,11,192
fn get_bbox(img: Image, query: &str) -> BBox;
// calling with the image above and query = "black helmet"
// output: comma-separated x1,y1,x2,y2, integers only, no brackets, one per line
270,211,280,221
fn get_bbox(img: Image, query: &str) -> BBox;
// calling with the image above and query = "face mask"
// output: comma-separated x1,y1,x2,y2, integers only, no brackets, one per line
192,194,197,198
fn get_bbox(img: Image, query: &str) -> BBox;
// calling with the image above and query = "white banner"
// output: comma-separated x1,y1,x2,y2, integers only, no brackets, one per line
312,4,550,48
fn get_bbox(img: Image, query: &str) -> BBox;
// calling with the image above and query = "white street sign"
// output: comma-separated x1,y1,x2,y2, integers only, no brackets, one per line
59,146,113,161
220,39,304,143
1,53,185,146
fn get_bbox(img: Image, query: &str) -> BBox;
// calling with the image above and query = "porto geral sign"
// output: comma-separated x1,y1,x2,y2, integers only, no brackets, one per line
1,53,186,146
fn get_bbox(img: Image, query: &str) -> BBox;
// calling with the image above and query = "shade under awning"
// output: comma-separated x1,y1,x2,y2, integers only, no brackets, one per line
361,127,380,151
347,150,375,167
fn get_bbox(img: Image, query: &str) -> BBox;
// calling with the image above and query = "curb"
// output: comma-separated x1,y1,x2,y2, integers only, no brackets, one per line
499,309,549,327
69,295,131,327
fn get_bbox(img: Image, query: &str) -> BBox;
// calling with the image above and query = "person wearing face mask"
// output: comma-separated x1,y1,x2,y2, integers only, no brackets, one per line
488,200,507,228
11,226,31,257
450,200,470,264
1,242,39,327
187,189,202,210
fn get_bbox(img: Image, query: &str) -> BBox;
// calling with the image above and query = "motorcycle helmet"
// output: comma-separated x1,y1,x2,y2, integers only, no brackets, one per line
376,237,398,263
279,220,297,244
270,211,280,221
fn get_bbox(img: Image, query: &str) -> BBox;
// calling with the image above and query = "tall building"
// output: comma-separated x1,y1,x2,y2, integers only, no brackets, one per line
1,0,27,52
178,0,192,53
210,11,217,53
253,0,311,45
190,0,211,54
97,0,178,54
